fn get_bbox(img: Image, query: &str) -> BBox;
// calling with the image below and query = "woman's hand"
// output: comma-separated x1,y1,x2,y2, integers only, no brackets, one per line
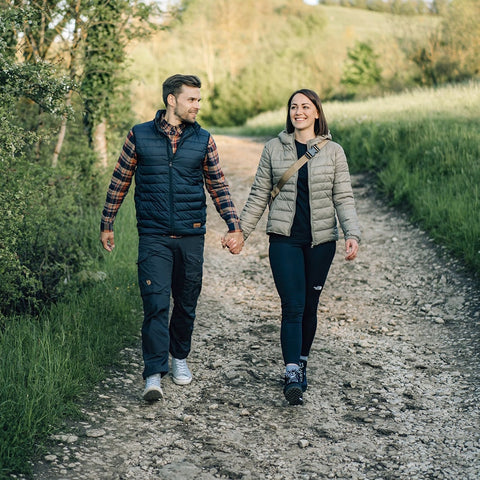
222,231,244,255
345,238,359,261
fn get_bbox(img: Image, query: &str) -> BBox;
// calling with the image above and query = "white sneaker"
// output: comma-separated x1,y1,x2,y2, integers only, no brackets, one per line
143,374,163,401
171,357,192,385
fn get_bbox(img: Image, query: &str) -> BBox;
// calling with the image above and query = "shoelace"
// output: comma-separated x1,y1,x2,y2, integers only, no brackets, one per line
285,369,302,383
146,377,160,388
174,359,190,376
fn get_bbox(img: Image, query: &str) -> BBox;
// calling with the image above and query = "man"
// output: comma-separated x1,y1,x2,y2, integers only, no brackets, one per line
100,74,243,401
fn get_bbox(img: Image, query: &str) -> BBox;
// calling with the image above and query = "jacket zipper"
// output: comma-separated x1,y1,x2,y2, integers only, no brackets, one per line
166,138,175,235
168,131,189,235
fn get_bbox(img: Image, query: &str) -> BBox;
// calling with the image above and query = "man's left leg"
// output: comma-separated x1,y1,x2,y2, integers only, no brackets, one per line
169,235,205,384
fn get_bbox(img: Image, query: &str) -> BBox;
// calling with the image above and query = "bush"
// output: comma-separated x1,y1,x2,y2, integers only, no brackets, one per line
0,51,103,317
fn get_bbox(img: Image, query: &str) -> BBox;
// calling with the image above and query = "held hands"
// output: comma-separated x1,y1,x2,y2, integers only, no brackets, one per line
345,238,359,261
222,231,244,255
100,231,115,252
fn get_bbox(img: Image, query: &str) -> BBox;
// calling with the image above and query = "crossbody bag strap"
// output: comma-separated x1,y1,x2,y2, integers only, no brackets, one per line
269,139,329,206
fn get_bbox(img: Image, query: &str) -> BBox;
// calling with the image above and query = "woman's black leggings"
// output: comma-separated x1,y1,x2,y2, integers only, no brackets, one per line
269,240,336,365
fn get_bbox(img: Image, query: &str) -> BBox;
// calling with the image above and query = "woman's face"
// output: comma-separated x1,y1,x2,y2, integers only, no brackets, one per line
289,93,319,134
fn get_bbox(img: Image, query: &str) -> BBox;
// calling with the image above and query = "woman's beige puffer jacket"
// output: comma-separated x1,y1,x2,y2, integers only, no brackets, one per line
240,130,361,246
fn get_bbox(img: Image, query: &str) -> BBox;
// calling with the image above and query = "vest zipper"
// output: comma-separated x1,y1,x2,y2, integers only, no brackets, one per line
168,160,173,235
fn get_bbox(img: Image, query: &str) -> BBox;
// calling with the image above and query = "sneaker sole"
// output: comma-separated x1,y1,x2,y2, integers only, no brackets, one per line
143,386,163,401
172,376,192,386
284,384,303,405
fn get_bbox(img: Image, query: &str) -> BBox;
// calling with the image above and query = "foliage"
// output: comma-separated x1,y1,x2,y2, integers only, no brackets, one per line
0,198,141,475
404,0,480,85
341,41,382,97
0,26,79,316
81,0,160,147
0,9,99,318
0,0,159,317
0,127,101,318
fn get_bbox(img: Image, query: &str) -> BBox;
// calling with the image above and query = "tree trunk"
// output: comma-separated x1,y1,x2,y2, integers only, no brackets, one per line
93,119,108,169
52,90,72,168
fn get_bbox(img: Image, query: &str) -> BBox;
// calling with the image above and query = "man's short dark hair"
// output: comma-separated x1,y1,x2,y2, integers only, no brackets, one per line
162,74,202,106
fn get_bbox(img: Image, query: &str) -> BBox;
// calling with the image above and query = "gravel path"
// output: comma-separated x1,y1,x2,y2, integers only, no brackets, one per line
24,136,480,480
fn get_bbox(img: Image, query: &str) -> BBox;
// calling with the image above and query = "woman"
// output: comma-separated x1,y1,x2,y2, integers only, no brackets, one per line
232,89,361,405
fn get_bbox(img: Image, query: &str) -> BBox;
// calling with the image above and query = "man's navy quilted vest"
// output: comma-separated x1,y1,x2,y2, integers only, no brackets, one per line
133,114,210,236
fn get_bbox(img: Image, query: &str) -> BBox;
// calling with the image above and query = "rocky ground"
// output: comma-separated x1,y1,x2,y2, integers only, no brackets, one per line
20,136,480,480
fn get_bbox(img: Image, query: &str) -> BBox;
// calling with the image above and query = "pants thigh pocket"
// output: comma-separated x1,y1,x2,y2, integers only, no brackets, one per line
137,249,170,297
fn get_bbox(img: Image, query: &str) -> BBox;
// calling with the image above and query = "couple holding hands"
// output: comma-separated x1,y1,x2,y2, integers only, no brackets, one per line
100,74,360,406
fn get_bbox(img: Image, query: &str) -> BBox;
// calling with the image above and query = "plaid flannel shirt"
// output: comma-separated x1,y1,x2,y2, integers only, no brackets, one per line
100,116,241,233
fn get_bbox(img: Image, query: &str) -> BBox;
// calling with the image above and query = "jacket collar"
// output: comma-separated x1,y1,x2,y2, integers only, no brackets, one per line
153,109,200,135
278,129,332,148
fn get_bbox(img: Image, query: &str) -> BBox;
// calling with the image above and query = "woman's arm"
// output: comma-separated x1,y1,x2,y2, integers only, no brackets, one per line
240,144,274,240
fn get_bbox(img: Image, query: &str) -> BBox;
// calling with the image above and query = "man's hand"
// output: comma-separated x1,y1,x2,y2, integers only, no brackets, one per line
345,238,359,261
100,231,115,252
221,231,244,255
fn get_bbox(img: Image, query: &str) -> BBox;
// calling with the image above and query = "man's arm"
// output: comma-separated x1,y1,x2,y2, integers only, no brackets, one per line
100,130,137,251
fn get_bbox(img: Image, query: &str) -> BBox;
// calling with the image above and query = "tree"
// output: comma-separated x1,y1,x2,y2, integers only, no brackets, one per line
81,0,160,169
406,0,480,85
5,0,160,168
341,41,382,96
81,0,127,168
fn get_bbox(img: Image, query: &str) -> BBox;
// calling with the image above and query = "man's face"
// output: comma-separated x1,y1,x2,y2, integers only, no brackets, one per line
170,85,201,125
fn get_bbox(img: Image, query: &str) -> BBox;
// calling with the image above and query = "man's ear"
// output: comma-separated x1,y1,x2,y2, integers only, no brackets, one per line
167,93,176,108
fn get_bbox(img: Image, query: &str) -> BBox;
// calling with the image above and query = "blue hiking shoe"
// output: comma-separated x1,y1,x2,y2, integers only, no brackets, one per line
299,360,308,392
283,368,303,405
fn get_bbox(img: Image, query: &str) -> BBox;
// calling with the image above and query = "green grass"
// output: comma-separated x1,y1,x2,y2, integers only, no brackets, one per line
214,81,480,275
0,195,141,478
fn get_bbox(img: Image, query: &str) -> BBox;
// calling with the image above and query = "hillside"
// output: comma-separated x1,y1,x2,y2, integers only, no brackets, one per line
126,2,438,124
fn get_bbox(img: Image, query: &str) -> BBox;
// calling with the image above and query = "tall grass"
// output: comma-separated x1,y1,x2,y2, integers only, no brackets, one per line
0,196,141,478
214,81,480,275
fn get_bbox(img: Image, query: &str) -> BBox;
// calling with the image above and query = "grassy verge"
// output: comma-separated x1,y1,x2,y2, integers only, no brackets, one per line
0,196,141,478
214,81,480,275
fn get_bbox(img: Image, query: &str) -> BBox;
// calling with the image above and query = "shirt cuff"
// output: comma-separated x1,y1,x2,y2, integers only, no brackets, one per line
101,219,114,232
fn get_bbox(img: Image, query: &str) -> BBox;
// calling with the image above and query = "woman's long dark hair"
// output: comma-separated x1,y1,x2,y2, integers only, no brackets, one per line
285,89,328,136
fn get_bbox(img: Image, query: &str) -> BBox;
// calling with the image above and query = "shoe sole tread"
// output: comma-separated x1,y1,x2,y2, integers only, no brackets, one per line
284,383,303,405
143,387,163,401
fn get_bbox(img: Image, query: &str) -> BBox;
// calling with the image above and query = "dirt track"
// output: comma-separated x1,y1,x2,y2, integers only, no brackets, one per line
26,135,480,480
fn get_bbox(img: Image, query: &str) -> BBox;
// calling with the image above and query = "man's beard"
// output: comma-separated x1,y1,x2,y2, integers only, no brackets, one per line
175,107,196,124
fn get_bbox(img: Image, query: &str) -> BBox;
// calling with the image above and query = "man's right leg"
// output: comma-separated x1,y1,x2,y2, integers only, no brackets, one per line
138,236,173,390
